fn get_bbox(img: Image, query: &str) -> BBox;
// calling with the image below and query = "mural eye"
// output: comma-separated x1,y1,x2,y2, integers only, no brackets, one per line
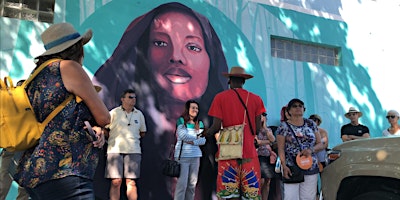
187,44,201,52
154,41,167,47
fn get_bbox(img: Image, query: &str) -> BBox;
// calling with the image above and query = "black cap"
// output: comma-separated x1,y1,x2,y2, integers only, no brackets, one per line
287,98,304,108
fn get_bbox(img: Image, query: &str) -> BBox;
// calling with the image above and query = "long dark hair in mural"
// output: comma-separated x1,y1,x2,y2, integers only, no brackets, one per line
93,2,228,199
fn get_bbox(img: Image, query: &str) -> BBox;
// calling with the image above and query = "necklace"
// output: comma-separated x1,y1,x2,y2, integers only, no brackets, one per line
125,111,133,126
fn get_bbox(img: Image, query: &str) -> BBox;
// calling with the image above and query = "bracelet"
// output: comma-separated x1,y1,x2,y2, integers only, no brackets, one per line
310,147,315,153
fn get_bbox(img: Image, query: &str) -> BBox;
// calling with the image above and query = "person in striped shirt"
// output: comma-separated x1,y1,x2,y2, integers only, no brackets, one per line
174,100,206,200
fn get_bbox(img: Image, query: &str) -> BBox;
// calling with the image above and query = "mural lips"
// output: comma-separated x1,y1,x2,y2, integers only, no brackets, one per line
164,68,192,84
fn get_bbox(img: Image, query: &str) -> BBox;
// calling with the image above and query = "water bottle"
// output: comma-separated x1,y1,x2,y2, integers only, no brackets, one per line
275,156,281,173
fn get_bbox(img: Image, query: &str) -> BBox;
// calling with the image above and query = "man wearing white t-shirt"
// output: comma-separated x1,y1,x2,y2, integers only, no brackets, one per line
105,89,147,200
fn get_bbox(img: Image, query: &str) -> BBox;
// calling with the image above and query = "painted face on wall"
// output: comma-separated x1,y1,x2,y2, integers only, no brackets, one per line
148,11,210,102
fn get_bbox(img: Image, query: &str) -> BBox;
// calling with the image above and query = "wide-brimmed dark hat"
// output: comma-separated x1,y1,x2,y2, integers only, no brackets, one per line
37,22,92,58
222,66,253,79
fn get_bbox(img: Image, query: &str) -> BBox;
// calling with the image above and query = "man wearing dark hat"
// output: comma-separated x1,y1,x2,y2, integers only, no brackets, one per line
206,66,266,199
341,107,370,142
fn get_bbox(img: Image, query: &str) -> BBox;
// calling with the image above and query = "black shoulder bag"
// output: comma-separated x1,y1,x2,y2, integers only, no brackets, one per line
161,134,184,177
282,122,305,183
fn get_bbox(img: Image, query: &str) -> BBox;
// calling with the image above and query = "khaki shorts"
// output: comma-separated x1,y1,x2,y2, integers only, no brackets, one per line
106,153,141,179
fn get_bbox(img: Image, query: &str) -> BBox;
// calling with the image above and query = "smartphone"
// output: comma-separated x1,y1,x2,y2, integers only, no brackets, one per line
84,121,97,141
197,129,204,137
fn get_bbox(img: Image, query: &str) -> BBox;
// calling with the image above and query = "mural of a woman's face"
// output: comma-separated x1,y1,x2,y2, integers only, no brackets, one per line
148,11,210,102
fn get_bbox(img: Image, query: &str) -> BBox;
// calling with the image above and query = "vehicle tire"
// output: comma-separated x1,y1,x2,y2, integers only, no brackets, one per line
352,191,400,200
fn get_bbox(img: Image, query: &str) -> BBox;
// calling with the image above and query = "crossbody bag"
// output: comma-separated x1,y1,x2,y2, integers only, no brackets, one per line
216,89,249,161
282,122,306,183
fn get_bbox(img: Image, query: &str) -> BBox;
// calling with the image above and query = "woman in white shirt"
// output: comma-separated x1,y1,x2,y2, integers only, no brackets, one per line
382,110,400,137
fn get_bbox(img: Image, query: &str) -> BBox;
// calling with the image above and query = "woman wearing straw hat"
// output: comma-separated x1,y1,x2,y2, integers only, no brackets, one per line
13,23,110,199
309,114,328,200
341,107,370,142
308,114,329,168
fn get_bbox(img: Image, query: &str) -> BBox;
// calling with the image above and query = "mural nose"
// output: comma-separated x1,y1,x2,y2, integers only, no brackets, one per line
169,59,184,64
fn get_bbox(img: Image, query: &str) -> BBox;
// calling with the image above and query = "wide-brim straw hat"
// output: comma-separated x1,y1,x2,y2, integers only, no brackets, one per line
345,107,363,118
222,66,253,79
37,22,92,58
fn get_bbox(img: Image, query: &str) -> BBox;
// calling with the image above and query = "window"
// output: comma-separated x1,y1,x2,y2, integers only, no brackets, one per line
271,36,340,66
0,0,55,23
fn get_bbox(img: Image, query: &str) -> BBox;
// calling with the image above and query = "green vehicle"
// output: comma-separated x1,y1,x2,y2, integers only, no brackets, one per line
321,137,400,200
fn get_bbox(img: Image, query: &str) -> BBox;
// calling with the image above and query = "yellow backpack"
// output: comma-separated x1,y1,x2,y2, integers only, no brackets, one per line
0,59,73,152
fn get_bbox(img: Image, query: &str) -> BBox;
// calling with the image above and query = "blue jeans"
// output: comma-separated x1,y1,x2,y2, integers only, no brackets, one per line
26,176,94,200
174,157,200,200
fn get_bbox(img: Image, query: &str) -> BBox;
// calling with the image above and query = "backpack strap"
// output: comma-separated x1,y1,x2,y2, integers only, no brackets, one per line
21,58,74,129
40,95,74,128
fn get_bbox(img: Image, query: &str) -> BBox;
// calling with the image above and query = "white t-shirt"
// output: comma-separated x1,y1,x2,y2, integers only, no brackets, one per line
107,106,147,154
382,128,400,137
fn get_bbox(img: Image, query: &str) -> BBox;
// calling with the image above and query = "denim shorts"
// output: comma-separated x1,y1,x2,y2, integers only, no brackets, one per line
26,175,94,200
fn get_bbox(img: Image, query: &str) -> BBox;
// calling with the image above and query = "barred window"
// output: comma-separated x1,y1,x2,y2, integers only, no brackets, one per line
0,0,55,23
271,36,340,66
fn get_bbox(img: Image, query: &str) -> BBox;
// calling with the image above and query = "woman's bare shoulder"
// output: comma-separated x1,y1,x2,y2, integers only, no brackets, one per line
318,127,328,136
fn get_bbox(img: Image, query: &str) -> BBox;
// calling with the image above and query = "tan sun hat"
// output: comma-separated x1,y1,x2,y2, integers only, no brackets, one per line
345,107,363,118
222,66,253,79
37,22,92,58
309,114,322,124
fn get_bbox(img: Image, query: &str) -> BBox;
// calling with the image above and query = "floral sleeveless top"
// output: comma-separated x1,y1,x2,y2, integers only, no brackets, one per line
14,60,99,188
256,127,272,157
276,119,319,175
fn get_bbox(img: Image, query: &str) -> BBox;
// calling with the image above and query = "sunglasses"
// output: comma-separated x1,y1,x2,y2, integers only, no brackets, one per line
386,115,397,119
291,104,304,108
127,95,136,99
